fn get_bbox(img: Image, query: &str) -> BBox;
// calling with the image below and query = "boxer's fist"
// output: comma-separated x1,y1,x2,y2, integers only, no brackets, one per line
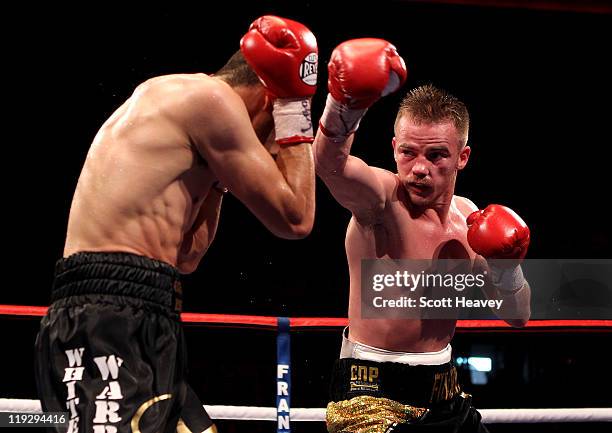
328,38,407,109
241,15,318,98
467,205,530,262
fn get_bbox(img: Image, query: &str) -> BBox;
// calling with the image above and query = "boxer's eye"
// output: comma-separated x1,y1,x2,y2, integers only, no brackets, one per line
428,151,448,161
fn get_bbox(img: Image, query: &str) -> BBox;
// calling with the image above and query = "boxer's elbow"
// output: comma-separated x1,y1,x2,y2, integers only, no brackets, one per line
273,203,314,239
274,185,315,239
268,223,311,240
279,211,314,239
283,224,312,239
256,193,314,239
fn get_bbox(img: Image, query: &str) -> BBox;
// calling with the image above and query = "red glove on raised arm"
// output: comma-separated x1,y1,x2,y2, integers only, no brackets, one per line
319,38,407,139
241,15,318,145
241,15,317,98
328,38,407,109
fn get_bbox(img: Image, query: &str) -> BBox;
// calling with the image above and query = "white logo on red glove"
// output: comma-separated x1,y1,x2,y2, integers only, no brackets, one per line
300,53,318,86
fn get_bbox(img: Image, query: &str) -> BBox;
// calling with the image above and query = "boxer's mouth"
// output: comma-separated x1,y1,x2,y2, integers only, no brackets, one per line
408,182,431,192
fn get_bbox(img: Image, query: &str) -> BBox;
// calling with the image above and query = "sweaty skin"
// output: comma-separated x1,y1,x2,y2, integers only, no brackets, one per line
65,74,315,274
315,114,529,352
345,184,477,352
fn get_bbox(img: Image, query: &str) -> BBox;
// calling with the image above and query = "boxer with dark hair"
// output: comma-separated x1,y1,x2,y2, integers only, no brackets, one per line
315,39,530,432
35,15,317,433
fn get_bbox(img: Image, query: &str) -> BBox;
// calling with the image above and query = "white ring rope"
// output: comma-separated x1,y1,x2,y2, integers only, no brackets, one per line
0,399,610,423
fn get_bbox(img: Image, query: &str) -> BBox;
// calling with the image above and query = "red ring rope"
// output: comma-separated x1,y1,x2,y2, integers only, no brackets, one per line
1,305,610,331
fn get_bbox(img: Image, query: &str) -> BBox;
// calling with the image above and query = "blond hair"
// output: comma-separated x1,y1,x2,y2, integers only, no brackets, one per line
395,84,469,146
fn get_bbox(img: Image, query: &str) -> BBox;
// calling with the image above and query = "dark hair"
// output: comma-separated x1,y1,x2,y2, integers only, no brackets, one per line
215,50,261,87
395,84,470,146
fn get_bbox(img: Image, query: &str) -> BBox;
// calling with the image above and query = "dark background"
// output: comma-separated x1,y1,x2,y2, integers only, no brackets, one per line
6,0,611,312
2,1,611,431
0,1,612,310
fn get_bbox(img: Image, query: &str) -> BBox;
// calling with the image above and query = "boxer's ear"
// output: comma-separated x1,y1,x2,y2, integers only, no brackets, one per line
457,145,471,170
263,89,275,113
392,137,399,162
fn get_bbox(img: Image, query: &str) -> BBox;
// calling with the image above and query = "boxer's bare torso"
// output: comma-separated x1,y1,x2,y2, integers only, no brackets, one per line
65,75,223,272
346,170,479,352
64,72,314,273
315,111,483,352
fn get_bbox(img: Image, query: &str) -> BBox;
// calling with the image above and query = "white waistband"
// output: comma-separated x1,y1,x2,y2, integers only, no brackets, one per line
340,329,452,366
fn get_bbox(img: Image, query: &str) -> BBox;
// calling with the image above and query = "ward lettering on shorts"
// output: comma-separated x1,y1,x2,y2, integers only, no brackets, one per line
93,354,124,432
300,53,318,85
350,364,379,392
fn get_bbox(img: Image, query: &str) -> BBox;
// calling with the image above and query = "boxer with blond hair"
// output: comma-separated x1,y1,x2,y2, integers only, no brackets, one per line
315,39,530,432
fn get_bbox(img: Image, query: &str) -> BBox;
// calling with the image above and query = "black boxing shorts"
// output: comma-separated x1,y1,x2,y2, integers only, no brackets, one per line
34,252,214,433
326,330,488,433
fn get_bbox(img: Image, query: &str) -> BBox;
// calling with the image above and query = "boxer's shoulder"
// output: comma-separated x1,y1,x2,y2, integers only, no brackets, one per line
137,74,249,135
130,73,232,110
371,167,400,197
453,195,478,218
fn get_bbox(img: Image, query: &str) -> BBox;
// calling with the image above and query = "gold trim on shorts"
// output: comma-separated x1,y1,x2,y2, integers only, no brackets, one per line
430,365,461,403
326,395,428,433
130,394,172,433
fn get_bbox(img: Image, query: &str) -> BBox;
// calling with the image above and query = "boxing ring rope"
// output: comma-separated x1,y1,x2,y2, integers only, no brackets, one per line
2,304,611,331
1,399,611,423
2,304,611,425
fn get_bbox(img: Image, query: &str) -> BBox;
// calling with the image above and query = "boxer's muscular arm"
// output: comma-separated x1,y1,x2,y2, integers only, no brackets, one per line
458,196,531,327
314,133,387,224
189,85,314,239
472,255,531,327
475,256,531,327
314,39,406,224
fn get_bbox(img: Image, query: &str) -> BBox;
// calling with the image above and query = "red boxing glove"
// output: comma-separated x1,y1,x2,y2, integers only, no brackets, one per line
240,15,318,98
328,38,407,109
467,204,530,262
319,38,406,139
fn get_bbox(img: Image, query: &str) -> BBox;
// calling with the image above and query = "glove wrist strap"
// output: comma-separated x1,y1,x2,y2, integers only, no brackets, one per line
489,264,526,293
318,94,367,140
273,98,314,146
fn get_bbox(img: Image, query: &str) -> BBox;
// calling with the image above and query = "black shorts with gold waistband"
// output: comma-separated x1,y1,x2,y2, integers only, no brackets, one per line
327,358,488,433
35,252,215,433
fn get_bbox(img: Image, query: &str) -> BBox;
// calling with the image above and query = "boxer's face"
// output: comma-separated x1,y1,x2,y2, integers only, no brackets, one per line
393,115,470,207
